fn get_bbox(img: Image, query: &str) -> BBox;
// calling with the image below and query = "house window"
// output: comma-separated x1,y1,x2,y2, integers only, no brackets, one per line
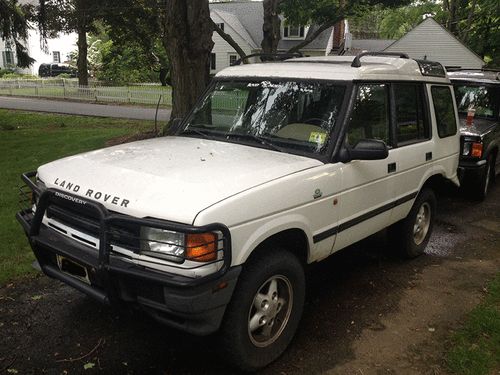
217,23,224,32
284,24,305,39
53,51,61,63
229,54,238,66
2,51,15,66
211,53,216,70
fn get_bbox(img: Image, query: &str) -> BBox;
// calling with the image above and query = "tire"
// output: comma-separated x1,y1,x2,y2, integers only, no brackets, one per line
219,249,305,371
474,155,494,201
389,188,436,258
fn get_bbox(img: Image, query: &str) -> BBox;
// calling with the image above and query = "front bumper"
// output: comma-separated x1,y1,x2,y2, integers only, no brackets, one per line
17,172,240,335
458,158,487,183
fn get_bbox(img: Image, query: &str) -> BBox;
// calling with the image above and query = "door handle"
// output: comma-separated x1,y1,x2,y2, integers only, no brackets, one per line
426,152,432,161
388,162,396,173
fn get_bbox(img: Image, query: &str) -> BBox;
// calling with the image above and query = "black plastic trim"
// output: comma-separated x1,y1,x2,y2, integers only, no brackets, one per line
313,191,418,243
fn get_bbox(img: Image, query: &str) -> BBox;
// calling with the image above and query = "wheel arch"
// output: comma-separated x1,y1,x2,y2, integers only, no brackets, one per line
237,226,311,267
420,172,451,197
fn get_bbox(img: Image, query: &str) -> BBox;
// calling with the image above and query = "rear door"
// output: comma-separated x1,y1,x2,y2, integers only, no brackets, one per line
389,82,434,223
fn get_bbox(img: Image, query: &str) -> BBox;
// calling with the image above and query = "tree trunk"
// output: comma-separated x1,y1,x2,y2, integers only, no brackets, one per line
261,0,281,54
76,1,89,86
164,0,214,120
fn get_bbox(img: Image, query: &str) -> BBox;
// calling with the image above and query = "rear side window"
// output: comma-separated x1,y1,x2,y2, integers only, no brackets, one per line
431,86,457,138
394,84,429,144
347,84,390,146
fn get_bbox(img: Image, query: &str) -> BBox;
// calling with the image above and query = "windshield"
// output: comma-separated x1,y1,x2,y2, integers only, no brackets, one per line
454,84,500,120
182,80,346,155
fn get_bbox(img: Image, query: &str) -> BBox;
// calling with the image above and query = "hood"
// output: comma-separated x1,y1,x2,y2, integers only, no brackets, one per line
459,116,498,137
37,136,322,224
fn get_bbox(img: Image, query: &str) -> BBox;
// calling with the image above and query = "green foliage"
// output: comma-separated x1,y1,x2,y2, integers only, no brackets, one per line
447,274,500,375
80,25,168,84
0,110,154,286
280,0,412,27
378,3,445,38
0,0,35,67
349,2,445,39
0,71,38,79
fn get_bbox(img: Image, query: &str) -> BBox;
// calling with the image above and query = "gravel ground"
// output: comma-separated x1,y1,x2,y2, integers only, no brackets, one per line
1,184,499,375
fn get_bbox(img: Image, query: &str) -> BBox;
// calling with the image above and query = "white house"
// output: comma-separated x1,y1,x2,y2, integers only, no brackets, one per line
1,0,77,75
384,17,484,69
209,1,339,73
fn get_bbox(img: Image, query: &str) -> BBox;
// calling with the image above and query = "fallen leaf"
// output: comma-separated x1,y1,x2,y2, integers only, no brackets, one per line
83,362,95,370
7,369,18,374
31,295,42,301
428,327,436,332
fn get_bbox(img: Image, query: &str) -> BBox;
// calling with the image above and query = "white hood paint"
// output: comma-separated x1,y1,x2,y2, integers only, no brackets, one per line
37,136,322,224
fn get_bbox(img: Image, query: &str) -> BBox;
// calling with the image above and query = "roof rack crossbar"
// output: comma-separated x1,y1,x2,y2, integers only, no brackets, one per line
351,52,410,68
231,52,303,66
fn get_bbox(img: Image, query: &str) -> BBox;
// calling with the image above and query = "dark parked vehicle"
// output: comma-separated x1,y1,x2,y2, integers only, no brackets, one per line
38,63,77,78
449,69,500,199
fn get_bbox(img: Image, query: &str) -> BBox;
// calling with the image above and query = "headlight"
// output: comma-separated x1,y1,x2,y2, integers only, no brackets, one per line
140,227,185,263
140,227,218,263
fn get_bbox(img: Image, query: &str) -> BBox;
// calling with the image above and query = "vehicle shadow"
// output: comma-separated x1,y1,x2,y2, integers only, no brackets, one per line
15,183,495,374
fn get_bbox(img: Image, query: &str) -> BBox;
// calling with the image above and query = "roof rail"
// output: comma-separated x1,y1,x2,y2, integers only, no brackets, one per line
446,67,500,73
231,52,303,66
351,52,409,68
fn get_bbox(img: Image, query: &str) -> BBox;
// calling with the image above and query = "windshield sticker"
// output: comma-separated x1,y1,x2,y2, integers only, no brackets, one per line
309,132,326,145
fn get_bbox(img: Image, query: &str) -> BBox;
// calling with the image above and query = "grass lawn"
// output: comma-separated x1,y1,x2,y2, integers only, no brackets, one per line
447,274,500,374
0,109,155,286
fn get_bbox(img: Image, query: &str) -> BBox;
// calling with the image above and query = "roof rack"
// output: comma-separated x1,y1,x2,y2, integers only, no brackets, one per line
351,52,409,68
231,52,303,66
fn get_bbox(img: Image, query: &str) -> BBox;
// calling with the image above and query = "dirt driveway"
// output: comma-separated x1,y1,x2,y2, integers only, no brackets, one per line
1,185,499,374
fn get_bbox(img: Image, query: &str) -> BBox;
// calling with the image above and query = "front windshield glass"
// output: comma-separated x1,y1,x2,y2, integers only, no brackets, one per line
455,84,500,120
182,80,346,155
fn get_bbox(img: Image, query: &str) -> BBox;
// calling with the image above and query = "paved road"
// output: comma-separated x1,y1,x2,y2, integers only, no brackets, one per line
0,96,171,121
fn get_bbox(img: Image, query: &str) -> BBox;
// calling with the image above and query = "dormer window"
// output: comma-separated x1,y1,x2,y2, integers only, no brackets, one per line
283,24,305,39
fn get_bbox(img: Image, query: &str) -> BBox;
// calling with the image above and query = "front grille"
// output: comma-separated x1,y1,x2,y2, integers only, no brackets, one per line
46,196,140,250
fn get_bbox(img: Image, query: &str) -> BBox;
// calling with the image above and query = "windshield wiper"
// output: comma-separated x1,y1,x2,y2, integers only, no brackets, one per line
180,126,218,140
224,133,285,153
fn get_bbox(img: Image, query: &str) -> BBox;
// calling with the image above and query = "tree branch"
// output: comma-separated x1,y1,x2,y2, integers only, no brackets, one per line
286,17,343,54
212,20,247,62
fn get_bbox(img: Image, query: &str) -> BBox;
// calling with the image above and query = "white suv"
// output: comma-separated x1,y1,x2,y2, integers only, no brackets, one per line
18,53,460,370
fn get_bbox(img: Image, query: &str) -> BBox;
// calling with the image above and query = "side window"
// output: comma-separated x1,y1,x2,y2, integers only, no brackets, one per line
347,84,390,146
431,86,457,138
394,83,430,144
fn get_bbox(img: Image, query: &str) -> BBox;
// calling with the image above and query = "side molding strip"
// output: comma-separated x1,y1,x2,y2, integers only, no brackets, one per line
312,191,418,243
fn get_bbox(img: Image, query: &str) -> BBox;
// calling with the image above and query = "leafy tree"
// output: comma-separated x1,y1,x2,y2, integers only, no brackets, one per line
97,0,170,85
39,0,104,85
83,26,168,84
0,0,34,67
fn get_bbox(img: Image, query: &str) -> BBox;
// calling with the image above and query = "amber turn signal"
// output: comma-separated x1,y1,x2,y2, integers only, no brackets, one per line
186,232,217,262
471,142,483,158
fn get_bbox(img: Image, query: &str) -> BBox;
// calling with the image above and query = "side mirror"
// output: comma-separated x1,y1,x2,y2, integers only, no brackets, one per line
166,118,183,135
339,139,389,162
